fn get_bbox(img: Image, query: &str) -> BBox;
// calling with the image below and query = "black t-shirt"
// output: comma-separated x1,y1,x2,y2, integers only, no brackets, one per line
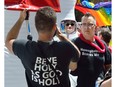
13,40,79,87
70,37,111,87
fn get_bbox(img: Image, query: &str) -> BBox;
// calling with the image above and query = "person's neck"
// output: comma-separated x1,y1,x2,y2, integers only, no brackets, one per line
83,34,95,42
38,37,53,43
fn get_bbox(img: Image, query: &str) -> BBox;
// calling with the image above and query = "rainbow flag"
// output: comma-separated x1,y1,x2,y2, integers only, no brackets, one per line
76,0,91,4
75,1,111,26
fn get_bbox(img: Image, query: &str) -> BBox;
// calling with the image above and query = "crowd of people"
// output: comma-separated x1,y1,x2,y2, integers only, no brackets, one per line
5,3,112,87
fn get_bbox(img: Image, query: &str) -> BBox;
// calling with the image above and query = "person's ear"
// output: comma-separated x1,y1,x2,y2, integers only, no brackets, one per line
53,24,57,37
53,24,57,31
99,35,104,40
95,25,98,29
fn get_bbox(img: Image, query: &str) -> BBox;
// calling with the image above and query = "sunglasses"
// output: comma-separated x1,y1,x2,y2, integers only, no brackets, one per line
65,23,75,26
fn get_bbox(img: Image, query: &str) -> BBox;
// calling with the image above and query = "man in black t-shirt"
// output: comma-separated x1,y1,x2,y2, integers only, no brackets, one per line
70,13,111,87
5,6,80,87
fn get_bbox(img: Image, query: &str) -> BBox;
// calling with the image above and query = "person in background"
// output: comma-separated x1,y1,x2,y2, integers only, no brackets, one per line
97,27,112,53
55,0,79,41
61,19,80,87
70,12,111,87
5,6,80,87
97,27,112,87
60,19,80,40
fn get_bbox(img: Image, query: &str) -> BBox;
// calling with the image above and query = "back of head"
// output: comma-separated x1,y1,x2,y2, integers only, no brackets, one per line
99,28,111,44
35,6,56,33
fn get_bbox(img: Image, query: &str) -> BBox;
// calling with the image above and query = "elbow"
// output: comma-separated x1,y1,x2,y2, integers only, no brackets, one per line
69,62,77,71
5,39,14,54
71,67,77,71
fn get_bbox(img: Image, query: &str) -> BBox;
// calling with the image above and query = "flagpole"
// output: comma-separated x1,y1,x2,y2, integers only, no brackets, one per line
25,10,32,41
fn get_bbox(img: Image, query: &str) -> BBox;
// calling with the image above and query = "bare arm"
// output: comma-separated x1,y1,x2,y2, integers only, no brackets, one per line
100,78,112,87
56,27,80,55
5,9,27,53
56,28,80,71
69,61,77,71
